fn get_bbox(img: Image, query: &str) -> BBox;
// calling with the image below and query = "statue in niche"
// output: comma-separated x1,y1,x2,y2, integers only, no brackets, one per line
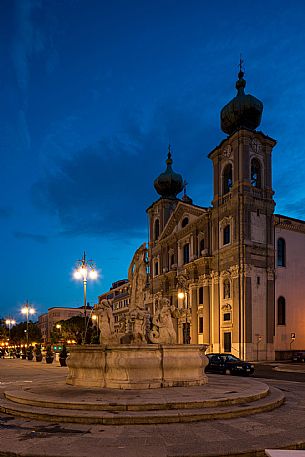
223,279,231,299
95,299,118,345
149,298,177,344
128,243,148,309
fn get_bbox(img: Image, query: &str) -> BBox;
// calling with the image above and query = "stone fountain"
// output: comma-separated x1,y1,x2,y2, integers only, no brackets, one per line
66,243,208,389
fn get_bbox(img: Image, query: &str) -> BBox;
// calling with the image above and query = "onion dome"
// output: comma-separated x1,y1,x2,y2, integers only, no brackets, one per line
154,146,184,199
221,69,263,135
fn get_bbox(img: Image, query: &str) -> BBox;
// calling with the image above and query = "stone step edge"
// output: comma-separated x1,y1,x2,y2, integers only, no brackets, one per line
4,384,269,412
0,387,285,425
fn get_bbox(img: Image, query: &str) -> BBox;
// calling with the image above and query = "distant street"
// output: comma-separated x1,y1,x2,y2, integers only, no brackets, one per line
253,362,305,382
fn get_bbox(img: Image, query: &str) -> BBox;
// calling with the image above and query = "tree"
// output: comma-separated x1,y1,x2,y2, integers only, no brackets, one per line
0,318,8,341
52,316,94,345
10,321,42,345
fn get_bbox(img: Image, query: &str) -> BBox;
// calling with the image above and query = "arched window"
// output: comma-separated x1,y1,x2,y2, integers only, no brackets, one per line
223,163,233,195
277,238,286,267
200,238,205,253
251,158,262,188
182,217,189,228
183,243,190,264
154,219,160,240
223,279,231,299
154,261,159,276
223,225,230,245
277,296,286,325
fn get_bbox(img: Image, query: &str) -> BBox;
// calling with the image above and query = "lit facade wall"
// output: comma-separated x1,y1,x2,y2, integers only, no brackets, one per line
275,219,305,353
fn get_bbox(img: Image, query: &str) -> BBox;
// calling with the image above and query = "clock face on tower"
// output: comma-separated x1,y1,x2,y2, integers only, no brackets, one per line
250,138,262,154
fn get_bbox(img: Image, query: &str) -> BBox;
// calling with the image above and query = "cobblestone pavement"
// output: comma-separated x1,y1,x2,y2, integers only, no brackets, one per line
0,359,305,457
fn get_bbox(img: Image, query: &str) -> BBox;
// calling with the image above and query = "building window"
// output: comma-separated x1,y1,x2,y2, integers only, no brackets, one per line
251,158,262,188
223,312,231,322
200,238,205,253
199,287,203,304
223,163,233,195
277,296,286,325
277,238,286,267
182,217,189,228
223,225,230,245
183,243,190,264
223,279,231,299
154,261,159,276
154,219,160,240
169,253,175,267
199,317,203,334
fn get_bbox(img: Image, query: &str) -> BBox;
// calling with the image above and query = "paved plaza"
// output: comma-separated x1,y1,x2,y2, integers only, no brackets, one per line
0,359,305,457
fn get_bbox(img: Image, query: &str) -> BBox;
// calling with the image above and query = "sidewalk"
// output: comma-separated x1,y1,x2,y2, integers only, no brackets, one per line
0,359,305,457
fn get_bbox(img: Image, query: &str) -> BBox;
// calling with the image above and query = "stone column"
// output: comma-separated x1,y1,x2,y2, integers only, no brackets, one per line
230,266,241,358
177,241,183,267
190,233,195,260
211,272,220,353
190,285,198,344
203,278,210,345
266,268,275,360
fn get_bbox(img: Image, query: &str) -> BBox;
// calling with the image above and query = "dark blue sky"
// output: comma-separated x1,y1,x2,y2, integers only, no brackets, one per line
1,0,305,320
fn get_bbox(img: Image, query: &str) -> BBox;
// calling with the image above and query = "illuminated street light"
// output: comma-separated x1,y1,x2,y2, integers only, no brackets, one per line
5,319,16,342
177,289,190,344
73,252,98,344
73,251,98,319
21,301,35,346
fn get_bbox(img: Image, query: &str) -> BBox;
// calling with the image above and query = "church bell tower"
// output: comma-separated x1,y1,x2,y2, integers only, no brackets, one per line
208,66,277,360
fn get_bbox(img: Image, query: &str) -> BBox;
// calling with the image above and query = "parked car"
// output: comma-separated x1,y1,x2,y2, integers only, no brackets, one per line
292,351,305,363
205,353,255,376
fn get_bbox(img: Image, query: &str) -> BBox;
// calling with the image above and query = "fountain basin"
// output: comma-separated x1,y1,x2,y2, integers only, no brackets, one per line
66,344,208,389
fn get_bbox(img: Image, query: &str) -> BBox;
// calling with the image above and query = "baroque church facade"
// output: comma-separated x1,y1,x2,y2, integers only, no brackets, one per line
145,69,305,361
97,69,305,361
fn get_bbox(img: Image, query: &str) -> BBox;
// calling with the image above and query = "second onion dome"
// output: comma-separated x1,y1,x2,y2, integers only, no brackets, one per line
221,69,263,135
154,146,184,199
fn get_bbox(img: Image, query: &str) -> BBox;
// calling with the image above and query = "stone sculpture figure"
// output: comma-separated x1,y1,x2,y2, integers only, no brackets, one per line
149,298,177,344
95,299,118,345
128,242,147,309
128,306,149,344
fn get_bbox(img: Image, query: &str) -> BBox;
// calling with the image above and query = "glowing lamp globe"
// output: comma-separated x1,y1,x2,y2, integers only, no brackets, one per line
73,270,82,280
89,270,98,280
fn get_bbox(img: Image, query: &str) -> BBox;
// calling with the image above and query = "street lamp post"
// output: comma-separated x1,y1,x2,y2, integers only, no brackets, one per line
21,301,35,346
178,290,191,344
5,319,16,342
73,252,98,343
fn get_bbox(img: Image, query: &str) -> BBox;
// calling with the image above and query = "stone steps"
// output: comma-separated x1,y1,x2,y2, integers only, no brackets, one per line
0,386,285,425
3,382,269,411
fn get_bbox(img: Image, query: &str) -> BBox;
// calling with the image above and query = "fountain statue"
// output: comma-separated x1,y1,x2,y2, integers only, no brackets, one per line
66,242,208,389
95,299,118,345
149,298,177,344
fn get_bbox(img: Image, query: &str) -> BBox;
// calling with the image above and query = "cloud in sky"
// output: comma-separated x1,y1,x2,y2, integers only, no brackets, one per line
32,98,216,239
